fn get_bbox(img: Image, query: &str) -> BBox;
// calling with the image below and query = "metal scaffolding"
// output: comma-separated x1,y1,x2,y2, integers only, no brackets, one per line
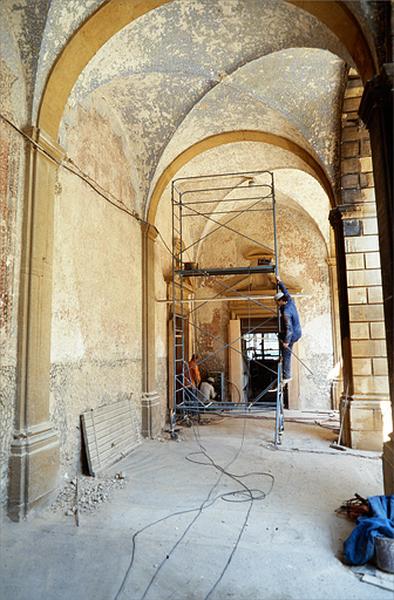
170,170,284,445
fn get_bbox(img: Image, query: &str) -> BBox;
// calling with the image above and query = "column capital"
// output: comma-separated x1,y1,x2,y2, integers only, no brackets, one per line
141,221,158,242
23,126,65,162
328,207,343,229
359,63,394,127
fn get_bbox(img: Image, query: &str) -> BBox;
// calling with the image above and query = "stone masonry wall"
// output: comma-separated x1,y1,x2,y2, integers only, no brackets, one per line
340,69,391,450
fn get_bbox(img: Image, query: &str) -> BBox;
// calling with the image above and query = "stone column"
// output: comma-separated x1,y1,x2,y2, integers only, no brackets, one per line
141,222,161,437
8,128,63,521
329,208,353,446
359,64,394,492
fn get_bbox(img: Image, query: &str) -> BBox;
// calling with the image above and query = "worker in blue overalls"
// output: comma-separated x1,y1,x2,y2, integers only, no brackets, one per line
274,275,302,384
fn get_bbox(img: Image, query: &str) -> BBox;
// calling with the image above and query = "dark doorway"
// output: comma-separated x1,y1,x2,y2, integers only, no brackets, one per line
241,319,288,408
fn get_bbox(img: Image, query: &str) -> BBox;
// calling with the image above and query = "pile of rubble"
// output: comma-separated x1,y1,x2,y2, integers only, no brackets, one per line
50,472,127,517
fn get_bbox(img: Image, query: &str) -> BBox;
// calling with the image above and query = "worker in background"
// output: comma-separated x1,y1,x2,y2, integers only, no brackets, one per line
188,354,201,388
273,275,302,384
184,354,201,402
199,377,217,404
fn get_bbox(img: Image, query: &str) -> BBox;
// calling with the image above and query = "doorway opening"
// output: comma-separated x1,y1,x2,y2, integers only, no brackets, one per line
242,319,288,409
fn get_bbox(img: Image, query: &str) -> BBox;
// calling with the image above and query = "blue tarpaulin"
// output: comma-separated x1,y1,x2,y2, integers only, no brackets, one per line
344,495,394,565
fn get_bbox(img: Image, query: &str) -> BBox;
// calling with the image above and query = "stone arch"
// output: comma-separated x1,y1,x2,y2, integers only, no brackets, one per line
146,130,335,226
37,0,376,140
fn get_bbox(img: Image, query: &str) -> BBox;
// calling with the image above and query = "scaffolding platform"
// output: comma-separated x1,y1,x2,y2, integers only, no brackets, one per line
176,265,275,277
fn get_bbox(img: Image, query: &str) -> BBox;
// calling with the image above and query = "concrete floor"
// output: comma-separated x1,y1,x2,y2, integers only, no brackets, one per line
0,416,391,600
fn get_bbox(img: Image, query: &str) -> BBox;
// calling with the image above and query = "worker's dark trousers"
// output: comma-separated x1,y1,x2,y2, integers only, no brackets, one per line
282,342,294,380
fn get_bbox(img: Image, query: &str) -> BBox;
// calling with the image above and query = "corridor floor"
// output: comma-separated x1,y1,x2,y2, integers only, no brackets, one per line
1,416,392,600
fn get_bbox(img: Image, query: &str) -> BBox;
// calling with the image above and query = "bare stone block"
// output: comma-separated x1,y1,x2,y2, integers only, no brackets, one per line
368,287,383,304
341,158,359,175
346,253,364,269
360,188,376,204
350,399,392,452
341,174,359,189
353,376,389,396
351,430,383,451
345,235,379,253
341,188,362,204
373,358,388,376
344,86,363,99
370,322,385,339
347,269,381,287
341,141,359,158
360,138,371,156
360,172,374,188
342,126,360,142
352,358,372,375
362,218,378,235
350,322,370,339
350,304,384,322
359,157,373,173
343,96,361,112
343,219,362,236
352,339,387,357
365,252,381,269
348,287,367,304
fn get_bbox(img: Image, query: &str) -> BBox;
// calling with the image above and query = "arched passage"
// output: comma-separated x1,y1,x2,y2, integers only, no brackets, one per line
5,0,391,522
146,130,335,225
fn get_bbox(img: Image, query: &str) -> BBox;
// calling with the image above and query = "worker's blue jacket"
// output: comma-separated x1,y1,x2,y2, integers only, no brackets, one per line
278,281,302,344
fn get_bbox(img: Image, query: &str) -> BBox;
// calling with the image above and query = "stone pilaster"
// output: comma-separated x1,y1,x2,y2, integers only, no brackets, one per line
141,222,161,438
8,128,63,520
359,64,394,490
338,69,391,452
328,208,353,447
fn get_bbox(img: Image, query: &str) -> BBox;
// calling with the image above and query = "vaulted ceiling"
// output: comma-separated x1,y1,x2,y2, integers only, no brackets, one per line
1,0,384,238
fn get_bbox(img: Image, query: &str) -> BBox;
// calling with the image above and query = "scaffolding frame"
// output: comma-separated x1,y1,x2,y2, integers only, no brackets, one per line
170,170,284,445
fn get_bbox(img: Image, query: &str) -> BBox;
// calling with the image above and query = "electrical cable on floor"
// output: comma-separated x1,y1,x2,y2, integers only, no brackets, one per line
189,415,274,600
115,422,241,599
113,410,274,600
139,415,271,600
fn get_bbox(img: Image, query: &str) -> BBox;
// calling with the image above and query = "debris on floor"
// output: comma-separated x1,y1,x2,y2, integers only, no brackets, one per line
351,564,394,592
336,494,370,521
343,495,394,566
50,472,127,517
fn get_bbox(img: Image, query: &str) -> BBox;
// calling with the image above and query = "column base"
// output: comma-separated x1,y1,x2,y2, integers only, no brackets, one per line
141,392,162,438
7,423,59,521
383,433,394,494
350,396,392,451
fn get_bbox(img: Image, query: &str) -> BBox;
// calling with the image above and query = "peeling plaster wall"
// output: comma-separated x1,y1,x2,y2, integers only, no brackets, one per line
3,0,50,119
50,105,142,473
197,202,333,410
195,292,229,378
33,0,105,119
68,0,349,209
0,5,27,505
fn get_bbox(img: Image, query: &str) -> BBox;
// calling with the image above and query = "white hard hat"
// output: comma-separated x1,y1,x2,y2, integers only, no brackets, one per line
207,377,215,383
274,291,284,301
